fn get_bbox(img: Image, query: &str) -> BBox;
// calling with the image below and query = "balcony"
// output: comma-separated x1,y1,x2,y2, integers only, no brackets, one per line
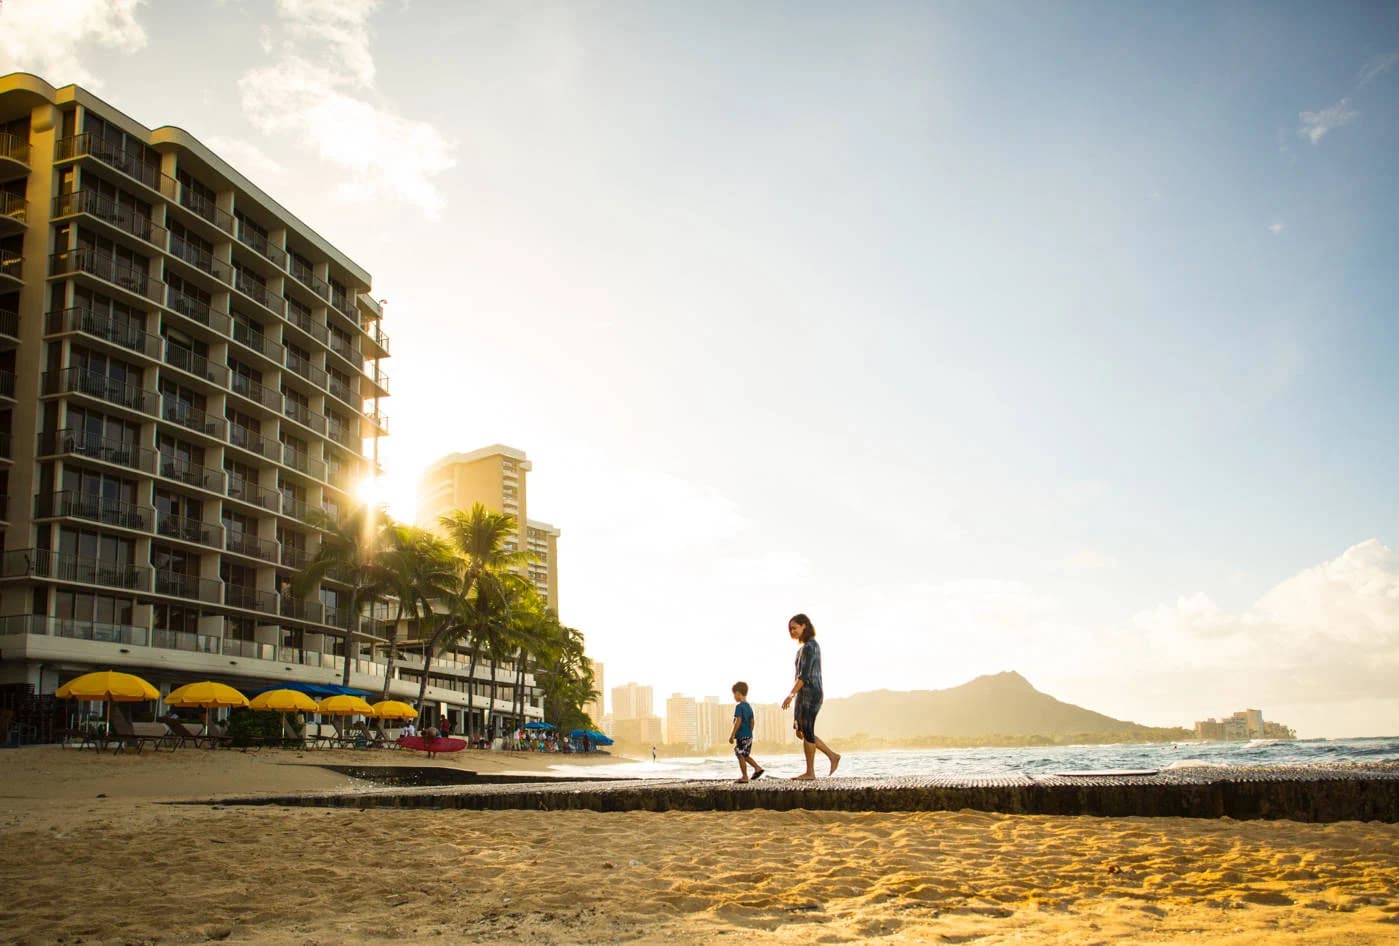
328,334,363,369
235,221,287,268
0,308,17,343
151,627,222,654
43,428,157,474
46,307,163,360
158,454,226,493
161,397,227,439
363,410,390,435
362,322,391,357
226,473,279,512
224,637,279,661
327,421,356,449
45,366,160,416
154,569,222,604
280,595,324,623
0,191,25,234
55,133,171,197
52,191,165,247
174,182,235,234
363,366,391,396
156,510,222,547
228,423,280,461
330,290,357,324
285,351,327,389
2,548,151,592
283,399,326,435
0,248,22,287
0,132,29,180
224,583,278,614
280,493,315,522
285,304,328,345
280,545,312,570
168,232,232,284
40,491,155,532
164,286,231,334
49,248,162,304
281,445,327,480
164,341,230,386
0,370,14,401
231,320,286,366
234,270,285,316
225,530,280,563
0,613,147,645
326,374,355,406
287,259,329,299
230,372,282,412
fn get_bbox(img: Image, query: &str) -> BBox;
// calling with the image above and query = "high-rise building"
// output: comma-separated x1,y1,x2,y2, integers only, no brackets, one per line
612,682,653,721
665,692,697,748
416,445,560,607
695,695,732,752
0,73,406,702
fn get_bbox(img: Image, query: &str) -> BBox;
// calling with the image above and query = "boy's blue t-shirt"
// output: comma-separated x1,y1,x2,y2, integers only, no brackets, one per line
734,701,754,739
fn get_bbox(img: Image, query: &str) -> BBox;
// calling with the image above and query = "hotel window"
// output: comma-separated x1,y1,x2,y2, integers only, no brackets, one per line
55,590,134,626
58,527,134,566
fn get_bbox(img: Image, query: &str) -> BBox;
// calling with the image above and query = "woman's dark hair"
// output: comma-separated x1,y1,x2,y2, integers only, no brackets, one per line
789,612,816,642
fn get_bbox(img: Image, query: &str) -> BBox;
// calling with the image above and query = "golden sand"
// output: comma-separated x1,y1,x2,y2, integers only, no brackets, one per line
1,747,1398,944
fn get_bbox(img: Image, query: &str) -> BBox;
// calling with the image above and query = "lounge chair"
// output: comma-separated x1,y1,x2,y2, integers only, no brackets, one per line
158,718,227,749
106,711,163,753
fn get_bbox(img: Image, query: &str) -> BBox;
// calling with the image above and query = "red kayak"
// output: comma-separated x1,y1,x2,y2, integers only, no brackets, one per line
398,735,467,753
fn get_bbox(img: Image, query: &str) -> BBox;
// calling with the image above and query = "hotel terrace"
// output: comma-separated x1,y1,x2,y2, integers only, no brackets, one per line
0,74,540,736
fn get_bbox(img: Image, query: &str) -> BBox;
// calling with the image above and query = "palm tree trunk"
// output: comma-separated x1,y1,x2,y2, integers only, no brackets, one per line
514,648,526,723
340,588,358,688
415,641,434,713
487,655,499,738
380,601,405,699
466,639,479,739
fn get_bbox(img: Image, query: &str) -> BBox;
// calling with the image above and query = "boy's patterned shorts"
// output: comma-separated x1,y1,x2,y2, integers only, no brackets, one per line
733,736,753,758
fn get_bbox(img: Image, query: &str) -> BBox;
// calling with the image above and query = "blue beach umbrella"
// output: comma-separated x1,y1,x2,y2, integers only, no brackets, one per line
524,721,555,731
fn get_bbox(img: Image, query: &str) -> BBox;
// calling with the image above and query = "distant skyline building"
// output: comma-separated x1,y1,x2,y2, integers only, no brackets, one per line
665,692,697,749
1194,708,1280,741
611,682,653,721
695,696,730,751
416,445,560,607
581,657,604,724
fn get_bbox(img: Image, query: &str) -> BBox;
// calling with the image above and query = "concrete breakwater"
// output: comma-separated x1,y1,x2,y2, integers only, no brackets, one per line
198,764,1399,822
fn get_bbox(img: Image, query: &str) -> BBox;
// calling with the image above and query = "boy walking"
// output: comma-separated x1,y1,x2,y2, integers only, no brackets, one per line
728,681,766,782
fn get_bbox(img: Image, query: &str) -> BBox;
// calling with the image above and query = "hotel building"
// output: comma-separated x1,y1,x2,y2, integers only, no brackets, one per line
0,74,540,735
416,445,560,607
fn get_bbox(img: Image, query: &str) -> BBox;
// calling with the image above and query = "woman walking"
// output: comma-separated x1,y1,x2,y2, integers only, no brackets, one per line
781,612,841,779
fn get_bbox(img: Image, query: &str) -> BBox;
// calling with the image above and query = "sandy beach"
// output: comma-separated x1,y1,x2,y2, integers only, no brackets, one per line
2,747,1398,945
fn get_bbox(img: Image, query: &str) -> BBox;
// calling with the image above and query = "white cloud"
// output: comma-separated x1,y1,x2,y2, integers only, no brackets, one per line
0,0,146,88
1269,221,1285,235
1357,51,1398,88
1298,98,1358,144
203,135,288,187
237,0,455,216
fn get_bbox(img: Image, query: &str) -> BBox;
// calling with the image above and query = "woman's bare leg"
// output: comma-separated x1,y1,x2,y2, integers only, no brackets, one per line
792,740,818,779
813,737,841,775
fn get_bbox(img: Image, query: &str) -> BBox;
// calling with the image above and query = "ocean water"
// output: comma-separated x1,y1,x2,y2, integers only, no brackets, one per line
549,736,1399,781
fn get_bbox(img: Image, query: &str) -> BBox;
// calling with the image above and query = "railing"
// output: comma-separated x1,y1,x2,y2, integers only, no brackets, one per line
151,627,221,654
165,341,230,385
288,259,329,299
280,545,312,569
0,613,147,646
231,320,286,364
234,270,285,315
0,370,14,399
330,290,356,321
280,493,315,521
226,473,279,511
45,366,160,415
363,322,391,355
0,308,17,339
326,374,354,405
327,422,355,448
235,222,287,267
0,249,19,282
223,638,278,661
230,372,282,411
153,570,222,604
168,232,232,283
175,182,235,233
0,133,30,166
165,286,231,333
365,366,391,394
0,191,26,225
283,399,326,434
161,397,227,438
225,529,279,562
328,334,363,368
281,445,327,480
365,410,390,434
285,352,327,388
279,595,323,623
41,491,155,532
49,248,161,302
44,428,157,473
52,191,165,246
326,459,360,491
156,511,221,546
0,430,9,459
228,423,280,461
46,307,162,359
55,133,169,196
158,454,226,493
285,304,328,344
2,548,151,591
224,583,278,614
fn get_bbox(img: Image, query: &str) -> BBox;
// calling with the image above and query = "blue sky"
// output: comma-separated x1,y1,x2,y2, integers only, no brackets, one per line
3,1,1397,736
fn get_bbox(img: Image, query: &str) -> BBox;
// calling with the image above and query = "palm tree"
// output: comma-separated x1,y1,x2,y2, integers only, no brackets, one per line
377,525,457,701
294,502,393,688
537,621,595,732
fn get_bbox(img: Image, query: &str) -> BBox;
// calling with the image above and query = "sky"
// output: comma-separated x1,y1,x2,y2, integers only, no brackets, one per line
3,0,1397,738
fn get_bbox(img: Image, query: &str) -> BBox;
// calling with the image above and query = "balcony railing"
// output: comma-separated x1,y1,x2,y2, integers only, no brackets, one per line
231,320,286,364
228,423,280,461
3,548,151,591
0,250,18,284
225,529,279,562
280,493,315,521
224,583,278,614
285,352,327,388
234,270,285,315
164,342,230,386
328,334,363,368
280,545,312,570
40,491,155,532
175,183,235,233
364,366,391,395
53,190,165,246
223,637,279,661
159,454,226,493
288,259,330,299
47,307,163,360
235,222,287,267
44,428,157,473
45,366,159,415
168,233,232,283
330,291,356,322
326,374,354,405
55,133,170,196
49,248,162,303
279,596,324,623
327,422,355,448
156,510,222,547
285,304,329,344
165,287,231,334
151,627,221,654
161,397,227,438
153,570,222,604
230,372,282,412
0,614,147,646
0,370,15,399
281,445,327,480
226,473,279,511
283,399,326,434
0,133,30,166
0,191,26,226
0,308,17,340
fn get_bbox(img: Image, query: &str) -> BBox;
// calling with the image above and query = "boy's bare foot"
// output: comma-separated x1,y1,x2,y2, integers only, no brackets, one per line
791,773,816,781
829,754,841,776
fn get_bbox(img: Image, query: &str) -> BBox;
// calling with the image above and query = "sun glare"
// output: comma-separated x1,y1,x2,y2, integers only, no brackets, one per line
356,473,417,523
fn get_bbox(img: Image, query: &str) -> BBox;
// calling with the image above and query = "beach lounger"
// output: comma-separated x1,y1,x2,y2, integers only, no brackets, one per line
106,712,162,753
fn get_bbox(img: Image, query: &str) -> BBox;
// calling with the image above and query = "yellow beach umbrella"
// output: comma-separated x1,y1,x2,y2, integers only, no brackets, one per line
56,670,159,735
166,681,249,709
370,700,418,720
318,694,375,716
249,689,320,713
